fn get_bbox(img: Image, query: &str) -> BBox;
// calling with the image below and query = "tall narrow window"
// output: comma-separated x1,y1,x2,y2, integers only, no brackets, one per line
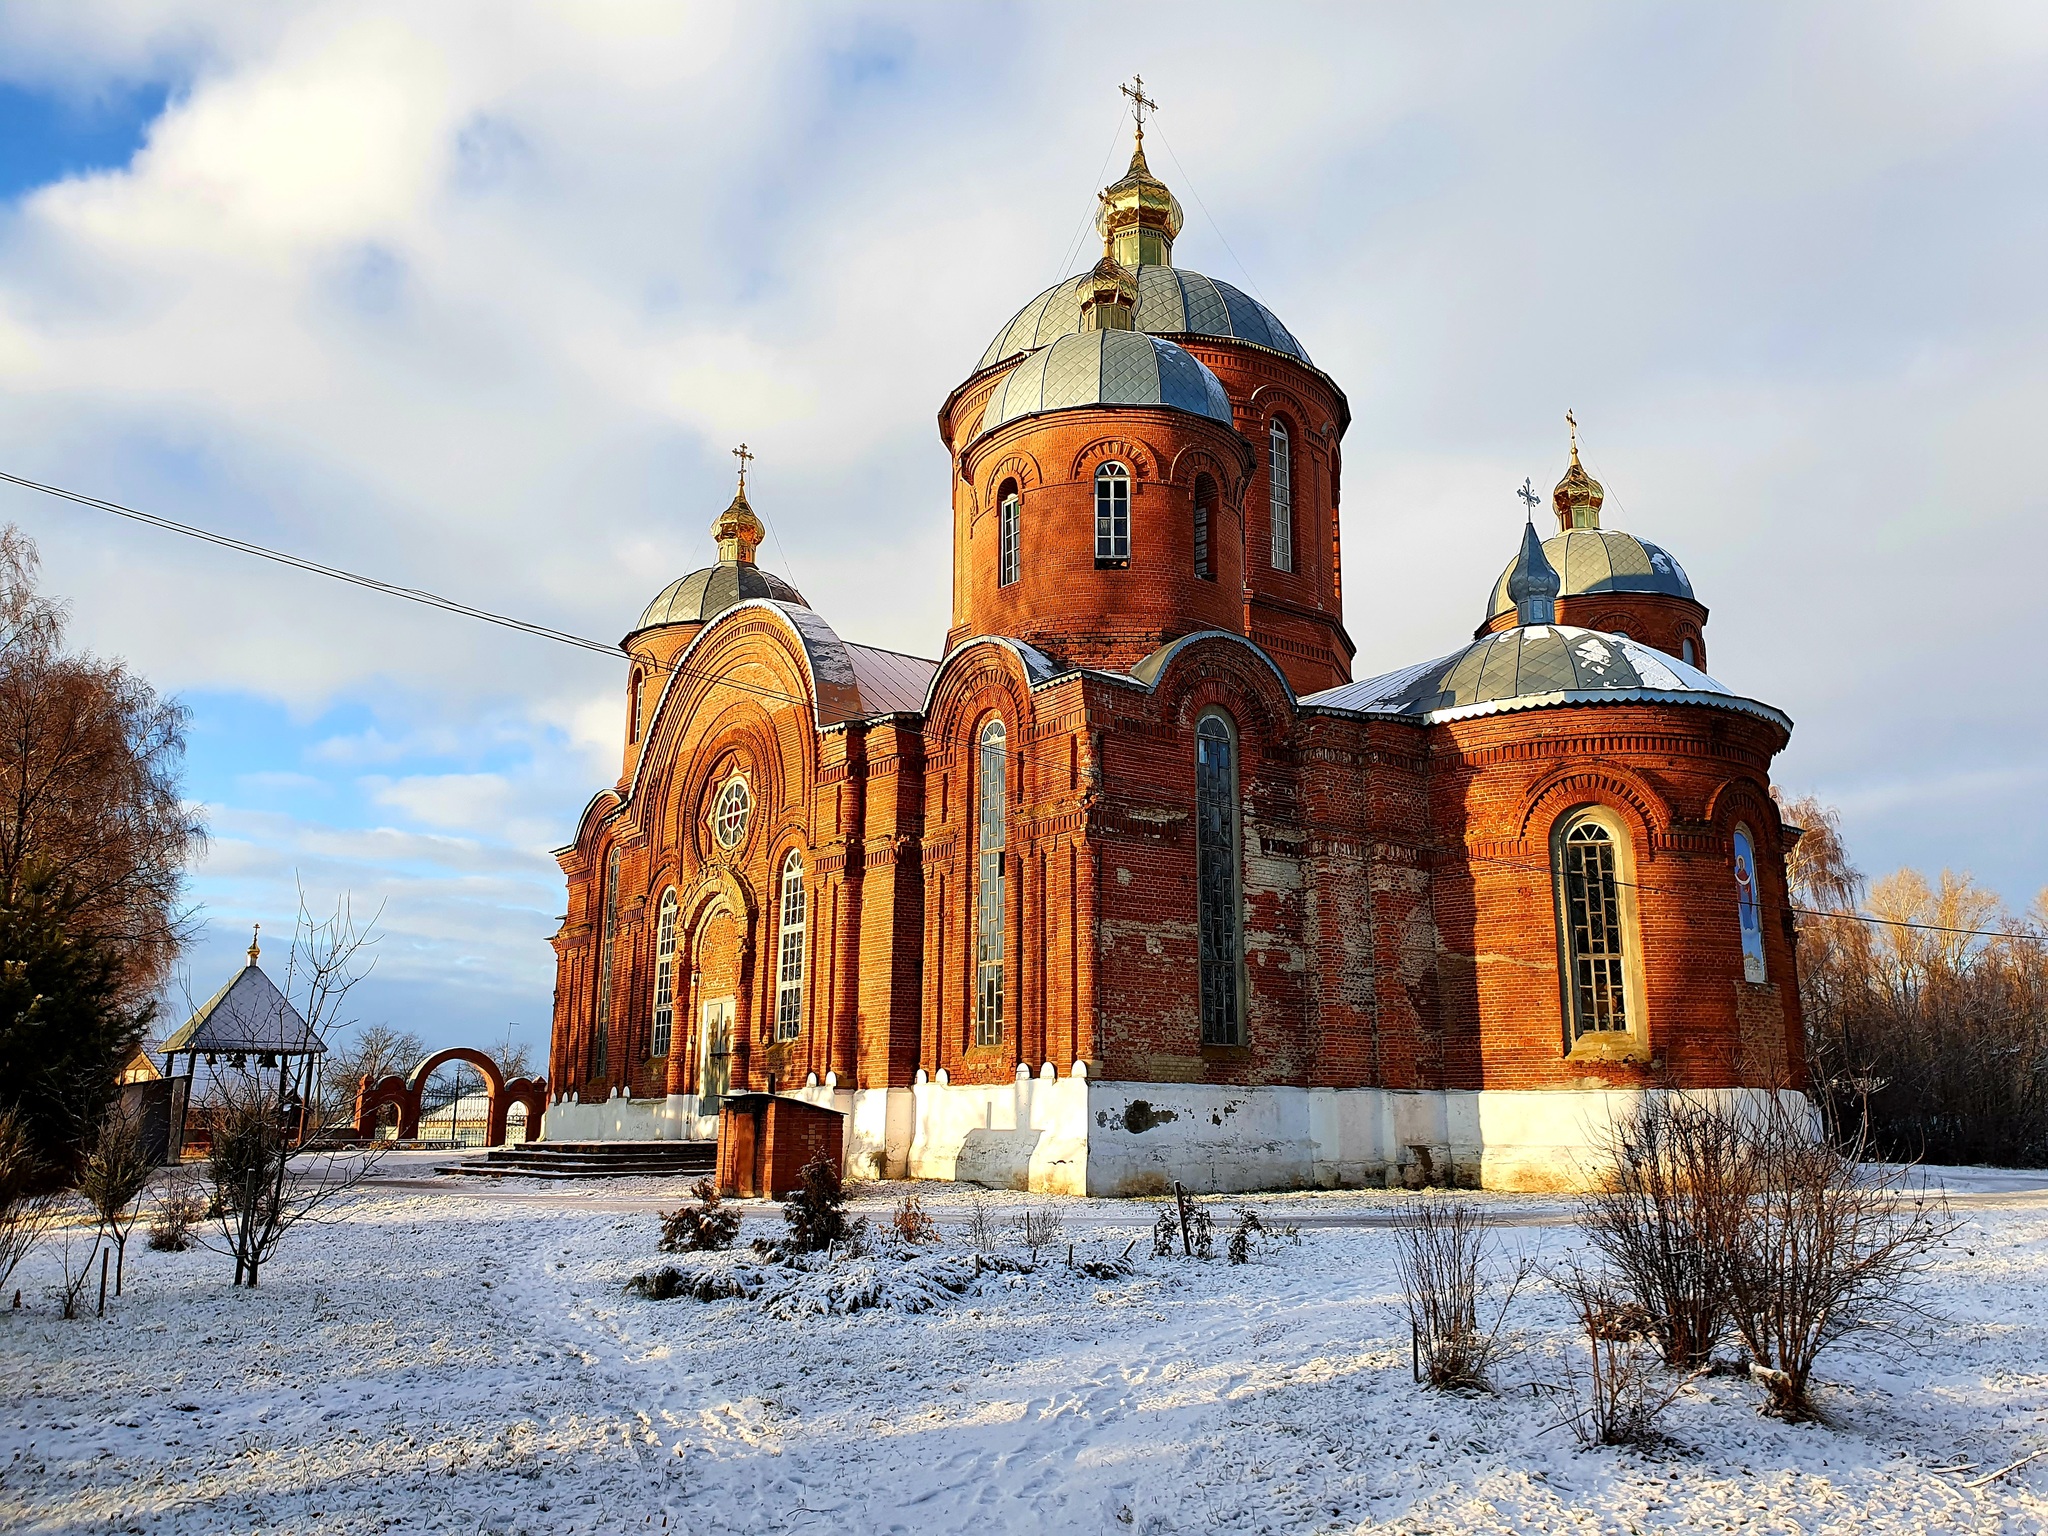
1559,818,1630,1039
974,718,1007,1047
1733,824,1767,983
1681,637,1698,666
650,887,678,1056
1268,420,1293,572
1094,463,1130,566
776,851,807,1041
1196,714,1243,1046
629,671,646,744
1193,473,1216,581
998,485,1021,588
593,847,619,1078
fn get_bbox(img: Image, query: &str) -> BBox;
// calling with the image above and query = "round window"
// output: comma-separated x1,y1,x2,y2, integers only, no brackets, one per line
712,777,752,849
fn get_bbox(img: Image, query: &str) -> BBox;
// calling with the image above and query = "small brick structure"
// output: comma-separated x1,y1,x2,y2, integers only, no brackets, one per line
716,1094,845,1199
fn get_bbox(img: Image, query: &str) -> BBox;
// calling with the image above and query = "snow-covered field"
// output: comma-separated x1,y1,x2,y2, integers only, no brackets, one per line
3,1154,2045,1535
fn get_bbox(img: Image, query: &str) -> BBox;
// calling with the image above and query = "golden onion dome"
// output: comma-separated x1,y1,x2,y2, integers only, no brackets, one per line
1553,414,1605,531
1095,138,1184,269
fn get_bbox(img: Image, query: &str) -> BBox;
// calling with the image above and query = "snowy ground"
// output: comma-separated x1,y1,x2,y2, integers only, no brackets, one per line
3,1153,2045,1535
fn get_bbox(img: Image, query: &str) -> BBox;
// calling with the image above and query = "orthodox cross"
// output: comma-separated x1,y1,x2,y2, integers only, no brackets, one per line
1518,478,1541,520
1121,75,1158,141
731,442,753,492
1565,408,1578,456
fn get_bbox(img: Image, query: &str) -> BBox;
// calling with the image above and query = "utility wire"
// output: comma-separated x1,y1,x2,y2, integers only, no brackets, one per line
1456,845,2044,947
1054,102,1132,282
1153,129,1269,307
2,474,2028,948
0,468,817,710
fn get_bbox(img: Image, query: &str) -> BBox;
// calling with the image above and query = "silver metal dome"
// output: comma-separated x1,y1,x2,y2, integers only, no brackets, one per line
630,561,807,636
1486,529,1694,623
980,264,1310,372
1305,625,1788,732
977,329,1233,441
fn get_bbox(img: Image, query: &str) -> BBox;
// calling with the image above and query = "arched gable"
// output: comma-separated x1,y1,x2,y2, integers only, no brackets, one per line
922,635,1047,750
1126,630,1297,742
1069,436,1161,482
1515,763,1671,854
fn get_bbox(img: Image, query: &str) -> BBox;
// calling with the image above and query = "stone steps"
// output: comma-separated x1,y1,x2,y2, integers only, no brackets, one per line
436,1140,717,1181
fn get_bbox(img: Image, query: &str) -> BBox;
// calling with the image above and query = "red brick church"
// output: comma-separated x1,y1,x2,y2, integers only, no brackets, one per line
544,110,1805,1192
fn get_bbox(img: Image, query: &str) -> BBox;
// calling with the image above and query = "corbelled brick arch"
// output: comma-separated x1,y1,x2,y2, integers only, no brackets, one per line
353,1047,548,1145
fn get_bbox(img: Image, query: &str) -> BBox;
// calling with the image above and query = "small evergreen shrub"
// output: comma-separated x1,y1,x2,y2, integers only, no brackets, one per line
659,1179,741,1253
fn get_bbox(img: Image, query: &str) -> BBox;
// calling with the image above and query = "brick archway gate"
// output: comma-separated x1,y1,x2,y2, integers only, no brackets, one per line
355,1047,550,1145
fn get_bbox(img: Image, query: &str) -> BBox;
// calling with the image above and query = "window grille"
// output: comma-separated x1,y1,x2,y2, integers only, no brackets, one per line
999,491,1020,587
1268,420,1293,572
1194,474,1215,580
1561,820,1629,1037
1196,715,1243,1045
629,672,645,744
1094,463,1130,565
650,887,678,1056
712,777,751,849
776,852,807,1041
974,718,1006,1047
593,847,619,1078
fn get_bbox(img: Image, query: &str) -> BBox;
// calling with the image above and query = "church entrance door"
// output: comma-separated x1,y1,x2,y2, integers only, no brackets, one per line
700,998,732,1110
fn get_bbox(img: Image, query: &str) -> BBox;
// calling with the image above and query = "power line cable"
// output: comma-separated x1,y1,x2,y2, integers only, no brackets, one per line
0,467,817,710
1152,128,1269,307
1054,101,1132,282
1455,844,2044,947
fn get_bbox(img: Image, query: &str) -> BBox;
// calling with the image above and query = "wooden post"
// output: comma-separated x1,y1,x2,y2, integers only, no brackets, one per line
97,1249,108,1316
1174,1181,1193,1257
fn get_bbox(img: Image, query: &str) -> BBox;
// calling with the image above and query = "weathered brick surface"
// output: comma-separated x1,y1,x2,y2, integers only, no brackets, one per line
547,315,1801,1127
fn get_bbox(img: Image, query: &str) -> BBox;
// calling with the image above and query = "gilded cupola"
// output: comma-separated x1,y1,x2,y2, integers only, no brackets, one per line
1553,412,1605,531
1095,79,1184,269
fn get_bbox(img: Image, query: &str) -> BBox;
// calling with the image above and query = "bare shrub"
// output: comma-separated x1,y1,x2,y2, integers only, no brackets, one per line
0,1108,62,1293
1550,1255,1695,1446
1016,1207,1063,1263
1227,1206,1293,1265
79,1105,155,1295
965,1194,998,1253
201,1065,382,1286
1185,1204,1214,1260
1722,1098,1959,1420
1392,1193,1526,1392
1578,1093,1751,1366
146,1172,204,1252
782,1157,860,1254
891,1194,939,1246
52,1225,101,1319
660,1179,740,1253
1151,1207,1179,1258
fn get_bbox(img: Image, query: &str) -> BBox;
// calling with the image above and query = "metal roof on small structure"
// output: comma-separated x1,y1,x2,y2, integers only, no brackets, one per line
632,561,808,637
1304,625,1791,733
159,963,323,1057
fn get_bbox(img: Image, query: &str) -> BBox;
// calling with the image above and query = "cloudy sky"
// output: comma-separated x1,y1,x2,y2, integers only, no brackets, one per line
0,1,2042,1061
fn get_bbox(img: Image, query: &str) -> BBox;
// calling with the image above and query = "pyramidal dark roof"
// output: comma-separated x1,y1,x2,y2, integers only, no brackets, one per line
159,962,323,1057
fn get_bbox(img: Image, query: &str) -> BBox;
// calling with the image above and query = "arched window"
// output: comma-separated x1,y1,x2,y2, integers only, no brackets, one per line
1268,420,1293,573
974,718,1007,1047
1556,815,1634,1042
998,482,1021,588
593,846,620,1078
1681,637,1698,666
1196,713,1243,1046
1733,824,1766,983
776,851,807,1041
650,887,678,1056
629,671,646,745
1193,473,1217,581
1094,463,1130,566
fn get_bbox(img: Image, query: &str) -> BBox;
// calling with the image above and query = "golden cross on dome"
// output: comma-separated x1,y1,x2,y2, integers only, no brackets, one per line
1565,409,1579,459
731,441,753,492
1121,75,1157,141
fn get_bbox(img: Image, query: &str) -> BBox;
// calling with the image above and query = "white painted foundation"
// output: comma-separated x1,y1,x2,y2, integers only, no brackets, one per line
544,1077,1813,1195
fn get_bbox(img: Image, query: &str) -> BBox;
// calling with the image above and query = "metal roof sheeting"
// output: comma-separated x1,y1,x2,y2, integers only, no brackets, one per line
1486,530,1694,622
159,964,323,1057
980,264,1310,370
977,330,1233,441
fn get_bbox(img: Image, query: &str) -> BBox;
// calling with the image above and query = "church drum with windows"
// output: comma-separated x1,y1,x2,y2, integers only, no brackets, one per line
543,118,1806,1193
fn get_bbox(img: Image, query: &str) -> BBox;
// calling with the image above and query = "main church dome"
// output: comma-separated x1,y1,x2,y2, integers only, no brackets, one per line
977,329,1233,441
980,264,1310,372
625,480,806,643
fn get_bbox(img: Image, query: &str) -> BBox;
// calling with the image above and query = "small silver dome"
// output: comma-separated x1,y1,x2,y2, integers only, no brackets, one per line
980,264,1310,372
631,561,807,636
1486,529,1694,623
1306,625,1788,732
977,330,1233,441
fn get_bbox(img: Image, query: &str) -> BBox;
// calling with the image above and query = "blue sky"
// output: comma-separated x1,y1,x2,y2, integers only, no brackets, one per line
0,2,2043,1067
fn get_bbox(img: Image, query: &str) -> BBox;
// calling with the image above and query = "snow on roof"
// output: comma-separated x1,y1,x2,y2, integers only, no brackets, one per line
159,963,323,1058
